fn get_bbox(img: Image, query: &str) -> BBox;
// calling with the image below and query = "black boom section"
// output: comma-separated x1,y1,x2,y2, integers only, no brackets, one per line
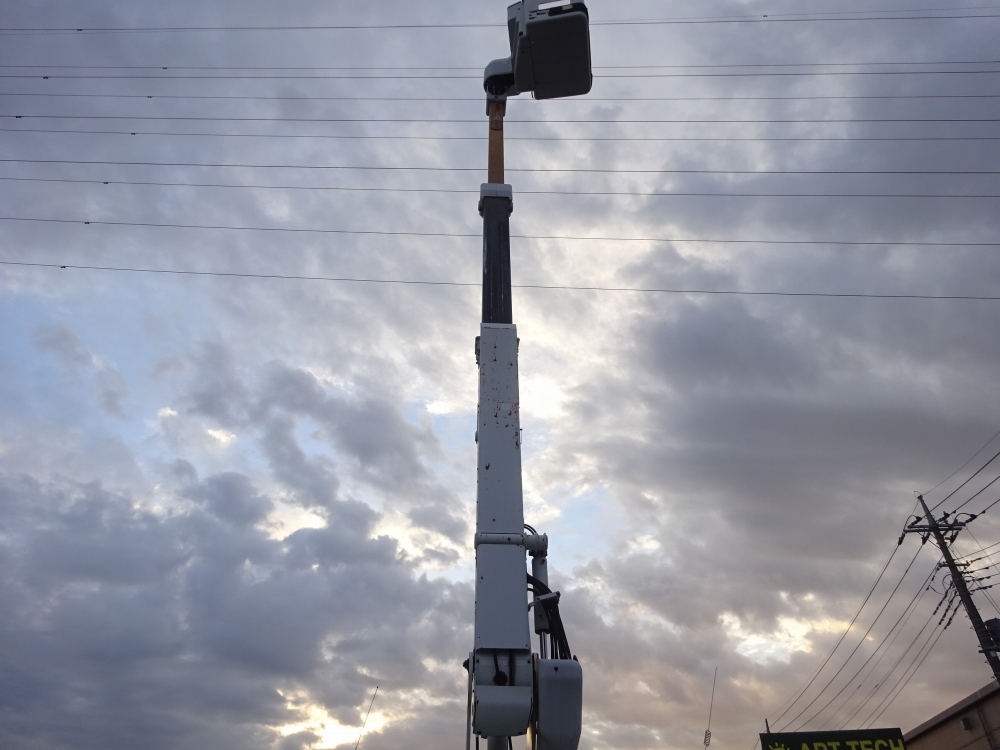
481,195,514,325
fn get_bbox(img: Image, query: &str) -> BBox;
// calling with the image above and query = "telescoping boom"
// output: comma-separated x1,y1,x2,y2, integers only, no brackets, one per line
464,4,593,750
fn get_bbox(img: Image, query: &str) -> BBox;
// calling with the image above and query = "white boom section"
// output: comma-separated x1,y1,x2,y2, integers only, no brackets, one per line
473,322,533,739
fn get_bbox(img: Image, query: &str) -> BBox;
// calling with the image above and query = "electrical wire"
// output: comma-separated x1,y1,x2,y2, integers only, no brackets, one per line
3,158,999,178
866,625,950,728
811,558,939,730
5,92,999,102
958,540,1000,561
7,164,1000,176
959,531,1000,615
950,473,1000,514
861,616,951,728
1,216,996,248
770,501,920,731
7,127,1000,143
835,562,941,729
4,60,999,70
5,70,1000,79
979,494,1000,516
848,600,948,728
767,544,902,729
925,430,1000,497
8,260,1000,301
4,12,1000,34
3,177,996,200
8,114,1000,124
782,545,925,731
930,449,1000,511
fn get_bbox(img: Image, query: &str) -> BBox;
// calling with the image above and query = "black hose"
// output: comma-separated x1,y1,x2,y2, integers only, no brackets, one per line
527,574,551,595
492,650,508,685
527,574,574,659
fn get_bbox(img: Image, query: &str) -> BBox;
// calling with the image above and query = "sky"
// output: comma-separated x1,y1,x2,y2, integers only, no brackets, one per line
1,1,1000,749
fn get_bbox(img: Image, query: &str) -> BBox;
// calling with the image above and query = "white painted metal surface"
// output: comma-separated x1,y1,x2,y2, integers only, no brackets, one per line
472,322,533,737
532,659,583,750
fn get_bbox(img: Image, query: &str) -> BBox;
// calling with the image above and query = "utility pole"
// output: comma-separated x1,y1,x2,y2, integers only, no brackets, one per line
904,495,1000,684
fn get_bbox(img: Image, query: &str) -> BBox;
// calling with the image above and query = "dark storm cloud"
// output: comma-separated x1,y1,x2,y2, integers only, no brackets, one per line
258,361,435,489
186,471,275,526
175,352,468,535
0,468,468,750
2,0,1000,749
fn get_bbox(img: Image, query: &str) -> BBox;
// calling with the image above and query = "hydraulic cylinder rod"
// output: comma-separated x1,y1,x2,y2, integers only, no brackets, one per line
482,99,513,325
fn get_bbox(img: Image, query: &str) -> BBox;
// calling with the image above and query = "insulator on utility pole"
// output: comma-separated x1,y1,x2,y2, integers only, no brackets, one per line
901,495,1000,684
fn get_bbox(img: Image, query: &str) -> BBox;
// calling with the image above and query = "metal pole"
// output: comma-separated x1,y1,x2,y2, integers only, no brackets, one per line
466,653,474,750
488,100,505,185
481,100,513,326
704,667,717,748
918,495,1000,683
474,90,525,750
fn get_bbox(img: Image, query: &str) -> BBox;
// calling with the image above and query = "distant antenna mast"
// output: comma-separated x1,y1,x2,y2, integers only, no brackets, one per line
354,686,379,750
704,668,717,748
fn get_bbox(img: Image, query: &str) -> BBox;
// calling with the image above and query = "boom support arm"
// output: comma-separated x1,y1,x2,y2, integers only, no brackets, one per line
468,3,592,748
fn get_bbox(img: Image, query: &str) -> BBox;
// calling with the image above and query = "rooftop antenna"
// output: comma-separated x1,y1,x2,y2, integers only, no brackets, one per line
704,668,717,748
354,685,378,750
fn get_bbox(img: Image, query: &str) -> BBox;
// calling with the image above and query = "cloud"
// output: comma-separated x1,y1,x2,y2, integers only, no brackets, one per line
34,324,131,415
1,0,999,748
0,468,468,750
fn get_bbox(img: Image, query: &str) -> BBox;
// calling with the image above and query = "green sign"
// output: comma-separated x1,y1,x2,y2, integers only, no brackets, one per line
760,729,906,750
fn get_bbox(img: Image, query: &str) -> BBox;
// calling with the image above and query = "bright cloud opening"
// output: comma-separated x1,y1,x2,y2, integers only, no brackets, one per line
721,613,847,665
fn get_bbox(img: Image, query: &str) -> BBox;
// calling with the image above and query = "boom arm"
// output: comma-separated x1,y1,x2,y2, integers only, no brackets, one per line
466,4,592,749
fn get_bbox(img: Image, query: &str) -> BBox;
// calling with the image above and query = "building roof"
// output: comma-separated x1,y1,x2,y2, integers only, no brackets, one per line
904,682,1000,742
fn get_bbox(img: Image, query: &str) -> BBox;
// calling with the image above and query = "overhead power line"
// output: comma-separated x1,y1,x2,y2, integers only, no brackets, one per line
857,608,949,728
3,60,999,70
976,494,1000,516
9,115,1000,124
3,12,1000,34
782,546,926,732
963,531,1000,615
840,596,947,729
957,540,1000,561
7,127,999,143
950,473,1000,514
866,624,950,727
929,448,1000,511
5,260,1000,301
4,93,999,102
5,159,999,176
2,177,996,200
925,430,1000,497
831,561,941,730
768,544,904,729
1,216,996,248
5,69,1000,78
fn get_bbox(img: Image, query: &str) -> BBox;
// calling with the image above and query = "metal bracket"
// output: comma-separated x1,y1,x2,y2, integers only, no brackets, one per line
479,183,514,217
475,532,548,555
